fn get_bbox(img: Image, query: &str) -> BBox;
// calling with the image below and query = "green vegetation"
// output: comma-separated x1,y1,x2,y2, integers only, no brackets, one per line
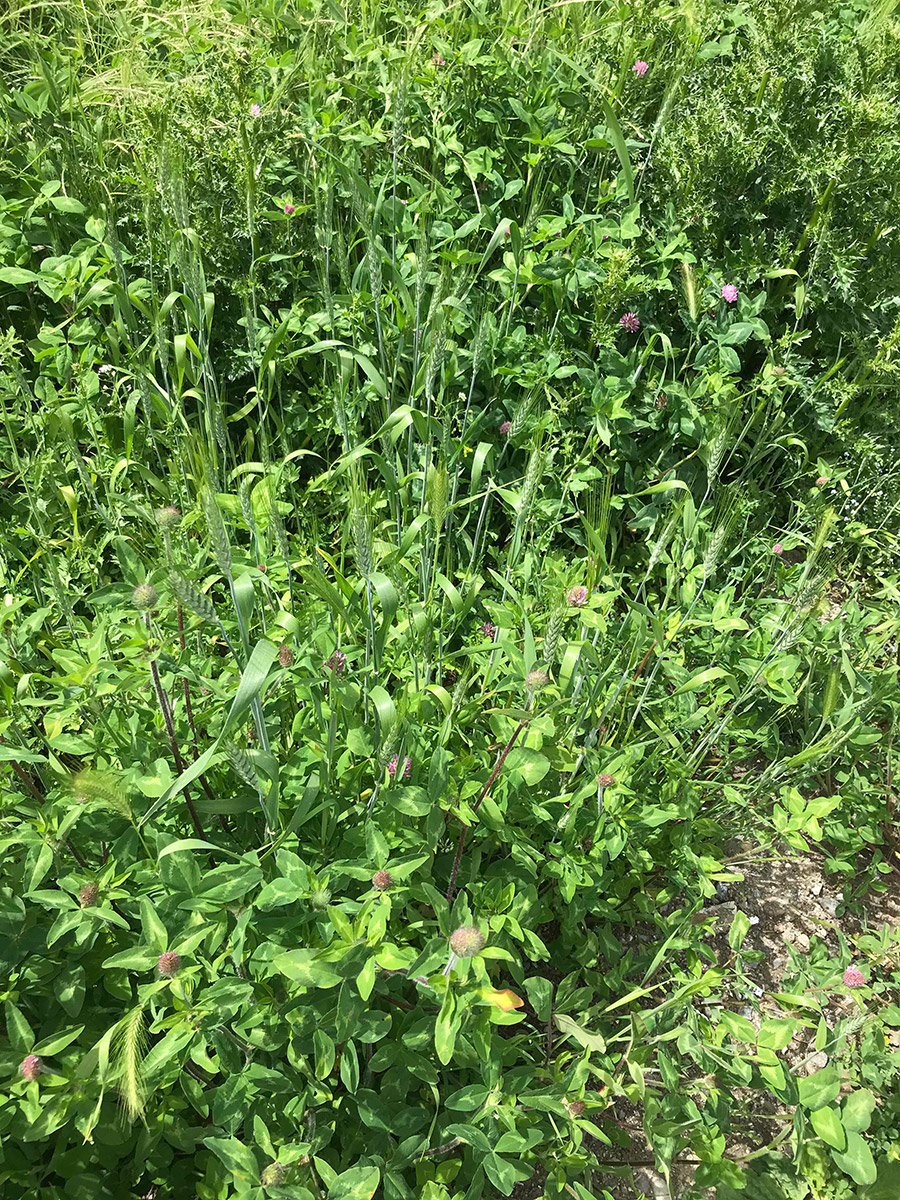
1,0,900,1196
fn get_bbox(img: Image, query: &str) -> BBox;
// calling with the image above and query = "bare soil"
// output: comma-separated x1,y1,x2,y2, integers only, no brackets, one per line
512,840,900,1200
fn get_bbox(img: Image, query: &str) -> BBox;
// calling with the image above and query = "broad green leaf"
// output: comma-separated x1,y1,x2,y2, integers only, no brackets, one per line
554,1013,606,1053
5,1000,33,1052
842,1089,876,1133
505,747,550,785
274,950,342,989
204,1136,259,1183
799,1064,841,1110
831,1131,877,1186
327,1165,381,1200
810,1105,845,1151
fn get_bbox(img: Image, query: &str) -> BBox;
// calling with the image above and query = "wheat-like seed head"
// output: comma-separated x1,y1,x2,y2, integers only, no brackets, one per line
427,459,449,531
201,487,232,575
112,1005,147,1123
170,573,217,624
680,260,699,322
350,506,373,579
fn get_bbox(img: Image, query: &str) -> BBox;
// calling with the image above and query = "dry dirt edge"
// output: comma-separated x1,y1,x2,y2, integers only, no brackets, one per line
511,839,900,1200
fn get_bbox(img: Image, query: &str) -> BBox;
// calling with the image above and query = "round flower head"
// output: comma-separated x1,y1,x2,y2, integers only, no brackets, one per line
79,882,99,907
132,583,158,611
772,365,787,377
250,102,261,117
843,965,865,989
388,754,412,780
619,311,640,333
283,202,295,215
20,1055,42,1082
526,667,549,691
596,773,616,788
449,925,485,957
721,284,739,304
278,643,294,668
158,952,181,978
309,886,331,910
632,60,649,76
326,649,346,675
567,585,588,608
372,869,394,892
772,542,784,555
500,420,512,437
156,506,181,529
816,475,828,487
480,621,497,640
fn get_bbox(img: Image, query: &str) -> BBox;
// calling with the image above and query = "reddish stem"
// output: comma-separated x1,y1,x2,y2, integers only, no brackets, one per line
446,719,528,901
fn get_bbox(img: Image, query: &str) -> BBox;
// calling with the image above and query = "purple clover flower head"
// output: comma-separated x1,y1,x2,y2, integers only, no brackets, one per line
432,53,446,66
388,755,412,780
20,1055,42,1082
772,542,784,555
843,965,865,988
372,869,394,891
500,420,512,437
326,650,346,675
250,103,262,117
480,621,497,641
567,585,588,607
158,952,181,978
632,60,649,76
722,284,738,303
619,311,640,334
284,202,295,215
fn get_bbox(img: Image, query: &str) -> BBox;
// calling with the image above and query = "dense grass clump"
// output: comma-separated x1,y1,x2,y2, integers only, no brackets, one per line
1,1,900,1197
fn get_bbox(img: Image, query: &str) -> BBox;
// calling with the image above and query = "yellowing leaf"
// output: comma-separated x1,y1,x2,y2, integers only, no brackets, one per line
479,987,524,1010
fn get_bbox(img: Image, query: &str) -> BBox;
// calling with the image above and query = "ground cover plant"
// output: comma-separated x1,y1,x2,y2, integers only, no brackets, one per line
1,0,900,1197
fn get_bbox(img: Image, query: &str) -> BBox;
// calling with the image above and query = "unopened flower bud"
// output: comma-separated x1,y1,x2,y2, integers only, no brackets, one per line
158,952,181,977
132,584,159,611
20,1055,42,1082
525,668,548,691
449,925,485,957
156,506,181,529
